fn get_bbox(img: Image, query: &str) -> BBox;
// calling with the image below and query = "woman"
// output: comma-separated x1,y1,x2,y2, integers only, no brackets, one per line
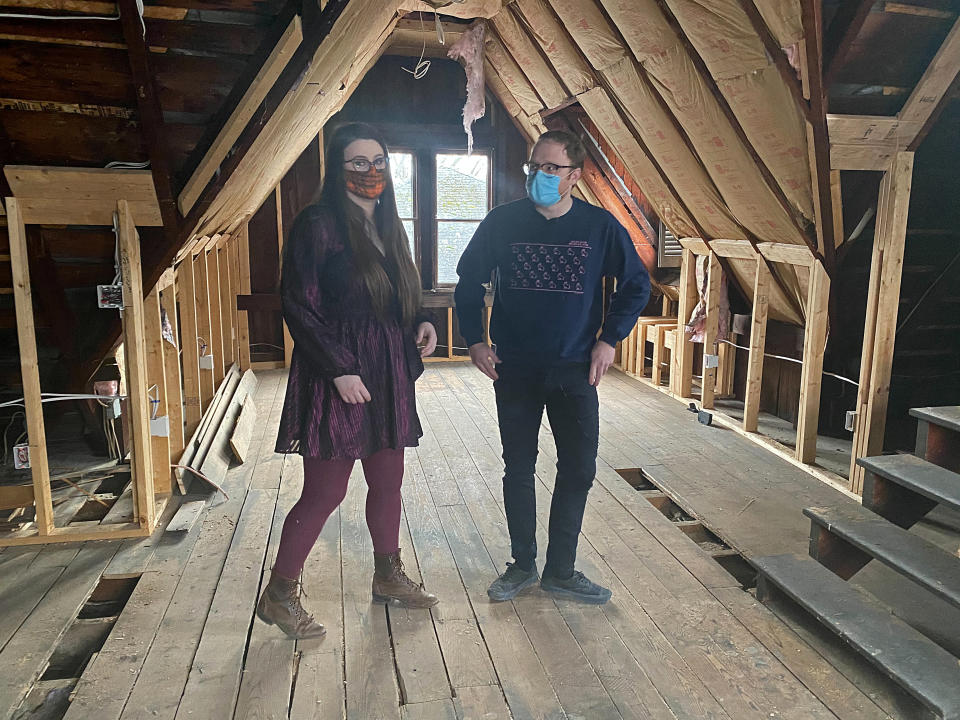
257,123,439,640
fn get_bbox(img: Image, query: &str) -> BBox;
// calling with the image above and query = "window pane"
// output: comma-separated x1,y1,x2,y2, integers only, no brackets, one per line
402,219,416,259
436,153,489,220
390,151,415,219
437,221,480,284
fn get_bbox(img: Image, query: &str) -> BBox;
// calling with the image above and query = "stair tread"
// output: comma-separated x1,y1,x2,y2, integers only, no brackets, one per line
858,454,960,511
804,504,960,610
755,553,960,718
911,406,960,433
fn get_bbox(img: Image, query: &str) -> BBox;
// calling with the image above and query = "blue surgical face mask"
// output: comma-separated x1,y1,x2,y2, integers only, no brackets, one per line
526,170,563,207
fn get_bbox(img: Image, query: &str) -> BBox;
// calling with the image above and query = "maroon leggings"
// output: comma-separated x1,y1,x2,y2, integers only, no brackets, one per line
273,448,404,579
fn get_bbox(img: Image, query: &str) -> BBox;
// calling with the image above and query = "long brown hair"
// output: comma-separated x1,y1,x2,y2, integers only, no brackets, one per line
318,122,421,326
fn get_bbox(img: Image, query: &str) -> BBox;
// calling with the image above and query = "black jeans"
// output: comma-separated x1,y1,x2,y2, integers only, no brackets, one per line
493,362,599,579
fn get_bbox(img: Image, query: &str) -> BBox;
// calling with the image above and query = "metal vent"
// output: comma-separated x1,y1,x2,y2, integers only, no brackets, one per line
658,223,683,267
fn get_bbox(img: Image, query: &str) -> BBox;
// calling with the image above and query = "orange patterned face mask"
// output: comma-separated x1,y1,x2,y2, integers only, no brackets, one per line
345,168,386,199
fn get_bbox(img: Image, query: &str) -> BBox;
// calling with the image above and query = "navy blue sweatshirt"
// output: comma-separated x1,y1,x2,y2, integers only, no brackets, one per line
455,197,651,366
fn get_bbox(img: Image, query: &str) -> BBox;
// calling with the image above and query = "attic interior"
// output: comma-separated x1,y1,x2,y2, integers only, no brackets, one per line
1,0,960,719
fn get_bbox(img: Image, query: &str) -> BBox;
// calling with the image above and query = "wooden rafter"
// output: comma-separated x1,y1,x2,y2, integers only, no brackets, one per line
902,15,960,147
822,0,875,86
800,0,839,269
117,0,179,236
178,11,303,216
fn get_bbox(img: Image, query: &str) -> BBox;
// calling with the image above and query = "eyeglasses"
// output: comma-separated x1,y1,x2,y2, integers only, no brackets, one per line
345,156,388,172
523,161,576,176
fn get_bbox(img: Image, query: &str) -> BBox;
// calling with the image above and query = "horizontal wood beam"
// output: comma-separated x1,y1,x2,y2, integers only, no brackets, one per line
178,13,303,216
678,237,814,266
4,166,162,225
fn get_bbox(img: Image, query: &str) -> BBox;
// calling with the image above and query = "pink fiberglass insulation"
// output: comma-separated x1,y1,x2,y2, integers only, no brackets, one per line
448,20,486,154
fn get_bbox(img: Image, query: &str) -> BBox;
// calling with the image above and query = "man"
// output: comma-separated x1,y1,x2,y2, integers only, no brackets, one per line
454,130,650,604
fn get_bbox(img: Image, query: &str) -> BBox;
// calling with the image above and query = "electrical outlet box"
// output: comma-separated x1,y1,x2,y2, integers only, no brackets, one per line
845,410,857,432
199,354,214,370
704,354,720,369
150,416,170,438
13,443,29,469
97,284,124,309
105,397,122,420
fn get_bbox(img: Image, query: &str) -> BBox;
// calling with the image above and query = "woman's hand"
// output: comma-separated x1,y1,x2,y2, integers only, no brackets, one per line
333,375,371,404
416,322,438,357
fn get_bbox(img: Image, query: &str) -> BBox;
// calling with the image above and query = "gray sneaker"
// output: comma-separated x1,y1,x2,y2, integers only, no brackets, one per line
487,562,539,602
541,571,612,605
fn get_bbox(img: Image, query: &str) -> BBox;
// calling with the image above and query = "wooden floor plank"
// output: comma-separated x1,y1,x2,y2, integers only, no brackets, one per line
233,454,301,720
118,372,284,720
711,587,892,720
391,499,451,706
437,501,564,720
171,487,280,720
341,464,402,720
0,543,118,718
400,698,458,720
291,453,346,720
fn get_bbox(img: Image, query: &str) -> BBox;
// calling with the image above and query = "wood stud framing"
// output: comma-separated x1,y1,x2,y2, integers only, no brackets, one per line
796,259,831,464
849,152,915,492
700,252,722,410
743,258,770,434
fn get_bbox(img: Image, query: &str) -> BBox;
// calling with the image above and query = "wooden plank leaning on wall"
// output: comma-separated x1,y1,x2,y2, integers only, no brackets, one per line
849,151,914,492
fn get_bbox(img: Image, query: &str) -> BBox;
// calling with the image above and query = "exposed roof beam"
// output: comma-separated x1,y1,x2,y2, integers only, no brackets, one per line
823,0,875,86
799,0,838,269
118,0,180,236
178,10,303,216
902,14,960,147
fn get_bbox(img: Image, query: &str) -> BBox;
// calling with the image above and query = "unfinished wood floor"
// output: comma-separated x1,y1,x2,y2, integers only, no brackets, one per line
1,365,901,720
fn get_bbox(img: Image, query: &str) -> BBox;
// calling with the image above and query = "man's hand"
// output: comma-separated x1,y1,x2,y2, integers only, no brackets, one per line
589,341,615,386
469,342,501,381
416,322,438,357
333,375,372,404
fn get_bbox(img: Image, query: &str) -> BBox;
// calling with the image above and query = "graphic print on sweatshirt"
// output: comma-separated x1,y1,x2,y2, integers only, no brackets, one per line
508,241,591,294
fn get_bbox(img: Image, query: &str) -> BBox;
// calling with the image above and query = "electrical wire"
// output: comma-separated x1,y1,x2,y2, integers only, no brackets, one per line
0,10,118,20
718,339,859,387
402,12,431,80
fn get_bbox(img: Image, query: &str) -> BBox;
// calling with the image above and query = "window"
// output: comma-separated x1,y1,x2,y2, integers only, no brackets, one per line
435,153,490,284
386,147,492,288
389,151,417,259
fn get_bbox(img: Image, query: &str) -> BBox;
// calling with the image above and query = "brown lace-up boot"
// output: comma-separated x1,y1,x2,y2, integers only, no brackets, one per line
256,571,326,640
372,549,439,608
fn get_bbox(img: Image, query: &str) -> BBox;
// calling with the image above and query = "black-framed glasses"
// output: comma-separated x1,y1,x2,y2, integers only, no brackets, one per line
345,156,388,172
522,161,576,176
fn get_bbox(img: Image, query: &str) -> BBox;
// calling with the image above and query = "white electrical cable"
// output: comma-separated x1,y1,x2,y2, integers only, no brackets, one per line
402,12,431,80
105,160,150,169
718,339,859,387
0,10,119,20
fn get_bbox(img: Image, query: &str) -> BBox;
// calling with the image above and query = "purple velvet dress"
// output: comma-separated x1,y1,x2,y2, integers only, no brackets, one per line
275,204,425,460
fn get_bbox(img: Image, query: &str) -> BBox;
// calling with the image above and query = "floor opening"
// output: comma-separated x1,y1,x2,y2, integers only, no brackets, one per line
14,575,140,720
619,467,758,589
78,575,139,620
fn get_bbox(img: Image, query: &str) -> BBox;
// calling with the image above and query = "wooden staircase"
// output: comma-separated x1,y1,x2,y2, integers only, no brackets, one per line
754,406,960,720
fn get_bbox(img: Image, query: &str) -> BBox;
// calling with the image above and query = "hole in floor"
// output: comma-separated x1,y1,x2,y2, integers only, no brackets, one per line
616,467,758,590
616,467,657,490
15,574,140,720
40,619,113,681
94,470,131,496
78,575,139,619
